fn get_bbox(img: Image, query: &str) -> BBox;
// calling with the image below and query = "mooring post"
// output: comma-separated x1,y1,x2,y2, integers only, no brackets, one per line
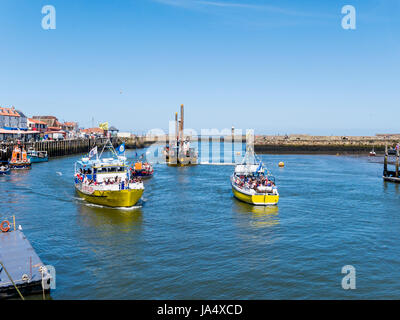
232,126,235,164
384,143,388,176
180,104,184,149
396,144,399,177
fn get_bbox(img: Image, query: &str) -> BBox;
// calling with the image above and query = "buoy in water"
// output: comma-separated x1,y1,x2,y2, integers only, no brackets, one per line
278,161,285,167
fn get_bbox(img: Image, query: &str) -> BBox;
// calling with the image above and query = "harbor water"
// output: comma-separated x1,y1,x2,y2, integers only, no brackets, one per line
1,150,400,299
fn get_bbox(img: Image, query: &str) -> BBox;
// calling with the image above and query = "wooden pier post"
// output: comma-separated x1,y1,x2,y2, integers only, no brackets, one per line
175,112,178,143
396,146,399,178
180,104,184,148
384,143,388,176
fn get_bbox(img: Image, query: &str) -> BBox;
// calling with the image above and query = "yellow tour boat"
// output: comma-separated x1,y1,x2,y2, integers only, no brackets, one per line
231,150,279,206
74,140,144,208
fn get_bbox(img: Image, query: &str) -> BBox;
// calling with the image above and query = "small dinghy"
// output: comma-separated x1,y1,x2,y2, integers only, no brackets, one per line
0,160,10,175
369,147,376,157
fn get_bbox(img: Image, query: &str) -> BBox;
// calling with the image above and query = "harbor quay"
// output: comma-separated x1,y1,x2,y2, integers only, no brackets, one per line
0,136,149,161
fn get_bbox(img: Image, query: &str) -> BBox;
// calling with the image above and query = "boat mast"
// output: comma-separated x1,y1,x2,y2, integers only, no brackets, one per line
99,138,117,159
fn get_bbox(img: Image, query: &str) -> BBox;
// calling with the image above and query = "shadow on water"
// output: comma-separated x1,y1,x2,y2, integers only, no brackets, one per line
232,199,280,228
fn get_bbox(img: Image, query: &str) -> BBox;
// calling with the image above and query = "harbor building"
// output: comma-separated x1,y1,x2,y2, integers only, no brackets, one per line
0,106,38,141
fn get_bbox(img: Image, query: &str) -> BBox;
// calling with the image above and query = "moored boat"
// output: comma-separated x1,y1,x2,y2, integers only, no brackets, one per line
164,141,198,167
74,140,144,207
27,147,48,163
163,104,198,166
0,161,10,175
231,147,279,206
369,147,376,157
130,160,154,179
9,145,31,170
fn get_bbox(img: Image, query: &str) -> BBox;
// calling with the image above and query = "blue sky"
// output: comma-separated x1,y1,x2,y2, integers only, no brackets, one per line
0,0,399,135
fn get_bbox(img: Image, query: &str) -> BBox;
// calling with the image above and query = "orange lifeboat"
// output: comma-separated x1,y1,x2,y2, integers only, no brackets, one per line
9,145,32,170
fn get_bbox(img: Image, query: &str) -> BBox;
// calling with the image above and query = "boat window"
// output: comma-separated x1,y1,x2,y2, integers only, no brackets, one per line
108,167,117,173
97,167,107,173
117,167,125,172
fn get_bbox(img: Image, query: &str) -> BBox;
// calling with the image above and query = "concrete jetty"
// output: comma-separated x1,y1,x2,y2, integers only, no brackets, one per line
0,229,52,299
253,134,400,154
150,134,400,155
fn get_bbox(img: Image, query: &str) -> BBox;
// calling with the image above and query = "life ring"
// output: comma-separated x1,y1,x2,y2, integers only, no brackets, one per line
0,220,11,232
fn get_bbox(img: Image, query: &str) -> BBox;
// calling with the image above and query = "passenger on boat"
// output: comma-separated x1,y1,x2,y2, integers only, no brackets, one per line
235,174,275,191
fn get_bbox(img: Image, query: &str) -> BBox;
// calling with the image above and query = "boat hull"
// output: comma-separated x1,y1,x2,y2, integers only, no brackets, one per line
167,162,197,167
131,172,153,179
383,175,400,183
9,163,31,170
232,185,279,206
75,185,144,207
167,156,198,166
0,169,10,175
28,156,48,163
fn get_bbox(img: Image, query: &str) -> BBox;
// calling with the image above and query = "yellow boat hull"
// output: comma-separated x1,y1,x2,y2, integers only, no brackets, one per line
232,186,279,206
75,187,144,207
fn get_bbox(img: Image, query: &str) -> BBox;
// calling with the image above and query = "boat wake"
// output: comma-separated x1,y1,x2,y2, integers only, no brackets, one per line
84,203,143,210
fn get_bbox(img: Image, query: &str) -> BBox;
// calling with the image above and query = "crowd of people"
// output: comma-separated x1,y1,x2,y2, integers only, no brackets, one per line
75,172,142,189
233,174,276,193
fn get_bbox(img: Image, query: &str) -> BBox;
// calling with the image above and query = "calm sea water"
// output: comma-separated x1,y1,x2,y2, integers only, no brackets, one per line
1,150,400,299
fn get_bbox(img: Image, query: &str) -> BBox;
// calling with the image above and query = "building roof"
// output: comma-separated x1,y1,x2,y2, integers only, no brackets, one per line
81,127,105,134
47,126,62,131
0,128,38,134
63,122,77,126
0,107,20,117
28,118,47,125
32,116,58,120
16,110,27,118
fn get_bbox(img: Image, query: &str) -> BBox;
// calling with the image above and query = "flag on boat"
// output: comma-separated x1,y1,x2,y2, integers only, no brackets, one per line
117,143,125,155
89,146,98,159
256,161,263,172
